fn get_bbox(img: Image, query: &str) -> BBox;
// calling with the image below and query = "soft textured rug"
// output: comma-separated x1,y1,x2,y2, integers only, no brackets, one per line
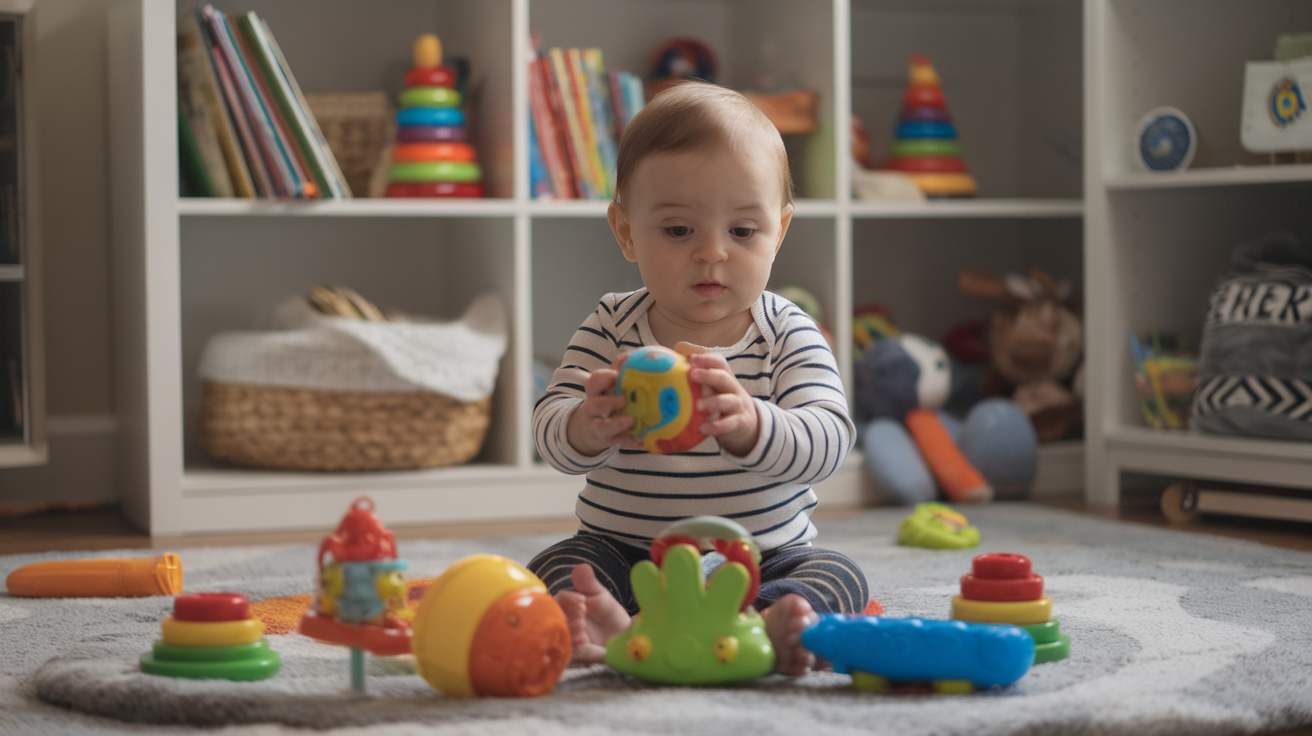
3,503,1312,736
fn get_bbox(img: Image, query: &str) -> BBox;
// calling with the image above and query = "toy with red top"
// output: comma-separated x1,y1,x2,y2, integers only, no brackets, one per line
952,553,1071,663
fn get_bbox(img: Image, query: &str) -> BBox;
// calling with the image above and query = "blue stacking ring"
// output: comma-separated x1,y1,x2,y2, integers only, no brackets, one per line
895,121,958,139
397,107,465,128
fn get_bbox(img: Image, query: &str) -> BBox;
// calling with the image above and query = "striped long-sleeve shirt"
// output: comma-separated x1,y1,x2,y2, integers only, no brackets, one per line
534,288,854,552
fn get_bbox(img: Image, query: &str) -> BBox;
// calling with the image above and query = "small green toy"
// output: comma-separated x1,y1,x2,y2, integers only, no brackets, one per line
605,517,775,685
898,502,980,549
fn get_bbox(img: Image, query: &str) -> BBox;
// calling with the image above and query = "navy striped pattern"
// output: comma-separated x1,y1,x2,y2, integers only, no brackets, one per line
534,289,855,552
527,533,869,615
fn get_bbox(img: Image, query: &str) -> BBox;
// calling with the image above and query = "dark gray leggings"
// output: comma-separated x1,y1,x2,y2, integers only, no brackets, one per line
527,532,869,616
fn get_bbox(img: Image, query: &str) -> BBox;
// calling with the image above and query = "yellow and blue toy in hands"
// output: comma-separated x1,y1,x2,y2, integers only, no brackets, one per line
614,346,709,454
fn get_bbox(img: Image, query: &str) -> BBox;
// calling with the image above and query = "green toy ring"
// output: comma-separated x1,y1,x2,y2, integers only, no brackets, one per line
1020,618,1062,645
140,646,281,681
147,640,273,662
1032,635,1071,664
388,161,482,183
890,139,963,158
398,86,462,109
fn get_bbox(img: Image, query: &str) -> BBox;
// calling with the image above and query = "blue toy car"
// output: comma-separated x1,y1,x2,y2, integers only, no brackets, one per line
801,614,1034,691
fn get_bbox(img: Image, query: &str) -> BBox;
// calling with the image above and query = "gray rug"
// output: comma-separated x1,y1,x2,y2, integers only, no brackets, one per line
4,503,1312,736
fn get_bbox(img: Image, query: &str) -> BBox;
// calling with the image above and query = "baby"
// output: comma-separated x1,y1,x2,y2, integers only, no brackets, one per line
528,81,867,676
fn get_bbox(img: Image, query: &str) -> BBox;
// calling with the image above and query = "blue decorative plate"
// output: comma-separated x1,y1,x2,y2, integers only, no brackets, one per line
1136,107,1196,172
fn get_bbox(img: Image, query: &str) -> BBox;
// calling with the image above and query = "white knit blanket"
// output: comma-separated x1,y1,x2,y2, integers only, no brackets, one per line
197,293,506,402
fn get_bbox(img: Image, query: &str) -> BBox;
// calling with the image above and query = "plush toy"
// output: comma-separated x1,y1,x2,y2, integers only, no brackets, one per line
857,334,1037,504
958,268,1084,442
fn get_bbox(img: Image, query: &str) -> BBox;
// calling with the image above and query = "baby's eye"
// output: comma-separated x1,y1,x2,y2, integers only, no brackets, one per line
664,226,691,238
730,227,756,239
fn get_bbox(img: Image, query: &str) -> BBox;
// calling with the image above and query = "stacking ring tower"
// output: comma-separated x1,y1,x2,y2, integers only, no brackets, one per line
884,55,977,198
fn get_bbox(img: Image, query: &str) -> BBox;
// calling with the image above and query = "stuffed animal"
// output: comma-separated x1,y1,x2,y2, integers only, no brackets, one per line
958,268,1084,442
857,334,1038,504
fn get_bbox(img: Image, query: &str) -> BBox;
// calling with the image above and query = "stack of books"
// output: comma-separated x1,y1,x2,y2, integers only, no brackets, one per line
177,5,350,199
528,47,645,200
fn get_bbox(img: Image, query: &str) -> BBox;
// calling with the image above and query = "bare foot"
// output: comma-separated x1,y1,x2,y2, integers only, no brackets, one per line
761,593,819,676
555,563,633,665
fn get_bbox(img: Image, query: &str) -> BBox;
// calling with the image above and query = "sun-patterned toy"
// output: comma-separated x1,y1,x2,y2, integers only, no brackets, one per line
606,516,775,685
614,346,709,454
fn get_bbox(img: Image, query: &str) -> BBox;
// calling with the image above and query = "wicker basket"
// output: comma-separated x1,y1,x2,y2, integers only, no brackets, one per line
303,91,393,198
200,382,491,471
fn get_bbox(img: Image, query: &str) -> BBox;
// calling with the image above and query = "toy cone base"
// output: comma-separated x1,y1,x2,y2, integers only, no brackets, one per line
907,172,977,197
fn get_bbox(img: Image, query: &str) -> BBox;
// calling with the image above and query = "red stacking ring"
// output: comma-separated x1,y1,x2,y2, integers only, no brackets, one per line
971,553,1032,579
960,572,1044,601
886,156,968,173
173,592,250,622
404,65,456,89
395,125,466,144
386,182,485,198
902,84,946,109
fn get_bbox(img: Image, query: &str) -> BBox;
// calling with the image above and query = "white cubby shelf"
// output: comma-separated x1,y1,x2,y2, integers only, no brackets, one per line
111,0,1085,535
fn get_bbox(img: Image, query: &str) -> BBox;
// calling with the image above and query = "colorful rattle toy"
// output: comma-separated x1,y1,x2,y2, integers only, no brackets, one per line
411,554,572,698
614,345,709,454
802,615,1033,693
898,502,980,549
952,552,1070,663
141,592,281,681
606,516,775,685
298,497,413,692
883,56,977,198
386,34,484,198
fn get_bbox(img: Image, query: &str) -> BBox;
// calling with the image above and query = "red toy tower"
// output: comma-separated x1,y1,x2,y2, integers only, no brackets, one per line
951,553,1071,663
884,56,977,198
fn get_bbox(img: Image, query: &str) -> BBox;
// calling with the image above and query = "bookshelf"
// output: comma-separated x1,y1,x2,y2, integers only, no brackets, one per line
1084,0,1312,508
0,3,43,470
109,0,1085,536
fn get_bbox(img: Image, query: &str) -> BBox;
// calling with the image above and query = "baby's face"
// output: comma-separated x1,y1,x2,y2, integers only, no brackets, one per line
611,141,793,335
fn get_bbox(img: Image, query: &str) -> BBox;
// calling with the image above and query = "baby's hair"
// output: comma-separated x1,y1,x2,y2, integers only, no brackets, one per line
613,81,793,207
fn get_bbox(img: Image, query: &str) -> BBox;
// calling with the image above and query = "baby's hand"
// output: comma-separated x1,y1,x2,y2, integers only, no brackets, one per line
566,363,641,457
682,350,761,458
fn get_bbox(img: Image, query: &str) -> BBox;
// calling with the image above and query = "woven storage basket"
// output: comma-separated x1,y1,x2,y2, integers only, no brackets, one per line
200,383,491,471
303,91,392,198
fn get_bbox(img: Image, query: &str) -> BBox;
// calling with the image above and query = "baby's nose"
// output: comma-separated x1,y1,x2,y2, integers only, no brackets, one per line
693,235,730,262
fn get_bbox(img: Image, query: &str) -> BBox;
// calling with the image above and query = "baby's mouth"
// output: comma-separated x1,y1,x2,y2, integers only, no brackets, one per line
692,280,726,297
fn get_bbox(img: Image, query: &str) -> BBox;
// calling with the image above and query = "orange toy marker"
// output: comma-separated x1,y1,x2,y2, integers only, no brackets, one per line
903,408,992,502
6,554,183,597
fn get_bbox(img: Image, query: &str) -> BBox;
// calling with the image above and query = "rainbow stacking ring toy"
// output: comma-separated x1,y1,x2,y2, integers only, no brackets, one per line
386,33,483,198
883,56,977,198
140,592,281,681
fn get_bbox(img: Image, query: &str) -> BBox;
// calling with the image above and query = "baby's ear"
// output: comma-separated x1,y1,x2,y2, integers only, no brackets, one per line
608,201,637,262
774,202,795,255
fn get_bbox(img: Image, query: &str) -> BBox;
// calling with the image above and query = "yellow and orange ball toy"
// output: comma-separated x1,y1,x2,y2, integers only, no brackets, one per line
411,554,571,698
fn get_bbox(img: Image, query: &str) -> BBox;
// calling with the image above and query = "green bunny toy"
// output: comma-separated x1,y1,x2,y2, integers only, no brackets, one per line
605,522,775,685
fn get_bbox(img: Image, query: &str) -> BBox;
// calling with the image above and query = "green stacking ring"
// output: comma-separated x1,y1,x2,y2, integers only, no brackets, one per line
1033,634,1071,664
890,139,963,158
148,639,272,663
1020,618,1062,645
389,161,482,183
141,653,281,680
399,86,462,109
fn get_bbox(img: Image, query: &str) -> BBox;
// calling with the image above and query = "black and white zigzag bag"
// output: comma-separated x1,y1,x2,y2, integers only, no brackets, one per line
1192,232,1312,441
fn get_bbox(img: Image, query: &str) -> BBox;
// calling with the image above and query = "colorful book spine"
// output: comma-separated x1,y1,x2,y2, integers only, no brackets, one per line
528,115,552,199
565,48,608,199
176,22,234,197
195,8,273,197
238,12,341,198
181,16,255,197
581,49,617,197
261,18,352,197
607,69,628,143
547,48,595,199
528,55,576,198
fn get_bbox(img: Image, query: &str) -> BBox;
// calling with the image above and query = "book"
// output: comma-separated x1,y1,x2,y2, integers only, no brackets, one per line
528,55,576,198
607,69,628,143
226,11,316,197
528,114,553,199
178,100,215,197
236,11,339,198
176,22,235,197
581,49,617,197
565,48,609,198
196,10,272,197
261,18,352,197
547,48,595,198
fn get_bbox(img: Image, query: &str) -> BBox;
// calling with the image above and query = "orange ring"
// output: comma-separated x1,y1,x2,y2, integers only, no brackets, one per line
392,143,477,163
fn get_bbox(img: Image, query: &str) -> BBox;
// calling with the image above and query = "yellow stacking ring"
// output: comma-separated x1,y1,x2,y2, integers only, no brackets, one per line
161,616,264,646
907,172,977,197
951,595,1051,625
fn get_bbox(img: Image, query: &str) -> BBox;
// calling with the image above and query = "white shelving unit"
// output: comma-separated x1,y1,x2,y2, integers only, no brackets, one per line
0,1,43,470
1084,0,1312,507
109,0,1084,536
